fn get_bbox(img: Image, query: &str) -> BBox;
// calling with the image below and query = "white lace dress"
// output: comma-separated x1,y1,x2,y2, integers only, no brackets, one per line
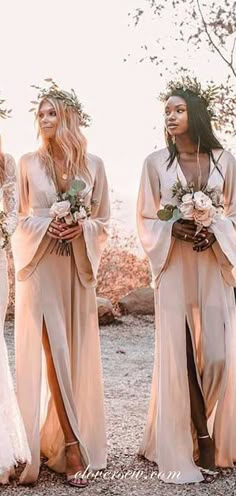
0,154,31,482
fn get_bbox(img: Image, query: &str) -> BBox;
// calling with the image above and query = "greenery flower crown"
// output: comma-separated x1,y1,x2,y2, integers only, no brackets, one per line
29,78,91,127
0,98,12,119
159,76,220,120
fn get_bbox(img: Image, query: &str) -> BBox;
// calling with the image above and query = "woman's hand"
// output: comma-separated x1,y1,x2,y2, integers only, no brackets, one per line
58,222,83,241
193,230,216,252
47,220,66,239
172,220,197,243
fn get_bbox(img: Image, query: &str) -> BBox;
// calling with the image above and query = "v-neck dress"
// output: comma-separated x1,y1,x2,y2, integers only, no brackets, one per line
137,147,236,483
11,151,110,484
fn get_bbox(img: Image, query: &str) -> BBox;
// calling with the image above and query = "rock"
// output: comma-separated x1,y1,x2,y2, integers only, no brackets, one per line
97,297,115,325
118,287,154,315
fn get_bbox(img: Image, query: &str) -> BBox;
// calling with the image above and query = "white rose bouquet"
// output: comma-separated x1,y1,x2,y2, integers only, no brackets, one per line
50,179,96,255
157,180,223,234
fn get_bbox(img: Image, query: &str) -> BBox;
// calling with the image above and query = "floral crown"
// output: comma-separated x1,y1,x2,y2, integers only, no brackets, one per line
160,75,220,120
0,98,12,119
29,78,91,127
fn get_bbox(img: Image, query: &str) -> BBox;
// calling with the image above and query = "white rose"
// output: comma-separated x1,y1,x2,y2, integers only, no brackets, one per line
214,206,224,218
179,194,194,220
50,200,71,219
74,207,87,222
182,193,193,203
193,191,212,210
64,212,74,225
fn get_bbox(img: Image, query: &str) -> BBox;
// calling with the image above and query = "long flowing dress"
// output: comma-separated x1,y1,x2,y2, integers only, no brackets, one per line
0,154,31,483
11,151,110,484
137,147,236,484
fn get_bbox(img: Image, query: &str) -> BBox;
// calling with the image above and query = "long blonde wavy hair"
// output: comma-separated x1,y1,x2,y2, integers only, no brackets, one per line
0,136,5,186
37,97,88,179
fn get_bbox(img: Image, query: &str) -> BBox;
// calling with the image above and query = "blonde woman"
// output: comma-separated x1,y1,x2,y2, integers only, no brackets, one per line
12,80,110,487
0,102,31,483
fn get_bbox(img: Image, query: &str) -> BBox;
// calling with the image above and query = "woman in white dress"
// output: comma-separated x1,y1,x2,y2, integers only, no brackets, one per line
0,103,31,483
12,81,109,487
137,78,236,484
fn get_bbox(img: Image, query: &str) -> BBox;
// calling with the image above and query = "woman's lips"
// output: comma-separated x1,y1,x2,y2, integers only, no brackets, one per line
167,124,178,129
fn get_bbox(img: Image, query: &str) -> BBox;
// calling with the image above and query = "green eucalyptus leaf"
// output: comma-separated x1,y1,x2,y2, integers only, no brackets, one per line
68,190,77,198
157,209,174,221
172,208,182,221
71,179,86,193
165,204,176,212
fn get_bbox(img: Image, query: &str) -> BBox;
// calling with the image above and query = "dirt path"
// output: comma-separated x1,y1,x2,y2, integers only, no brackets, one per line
2,316,236,495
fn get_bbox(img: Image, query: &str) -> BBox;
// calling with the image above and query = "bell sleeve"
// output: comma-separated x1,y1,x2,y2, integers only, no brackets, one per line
137,155,175,288
11,155,52,280
211,151,236,285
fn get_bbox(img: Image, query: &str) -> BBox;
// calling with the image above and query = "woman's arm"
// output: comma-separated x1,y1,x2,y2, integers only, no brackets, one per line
137,154,176,287
80,157,110,280
11,155,52,280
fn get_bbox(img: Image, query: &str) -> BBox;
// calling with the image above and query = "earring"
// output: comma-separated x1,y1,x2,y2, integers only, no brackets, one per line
171,135,176,145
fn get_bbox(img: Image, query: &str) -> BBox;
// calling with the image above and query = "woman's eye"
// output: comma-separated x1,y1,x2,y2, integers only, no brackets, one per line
50,111,56,116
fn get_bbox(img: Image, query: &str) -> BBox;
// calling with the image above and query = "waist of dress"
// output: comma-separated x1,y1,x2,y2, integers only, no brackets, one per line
30,208,52,217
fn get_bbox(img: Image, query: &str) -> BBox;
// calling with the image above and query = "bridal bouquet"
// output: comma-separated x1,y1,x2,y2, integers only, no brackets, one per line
157,180,223,233
50,179,95,255
0,211,10,249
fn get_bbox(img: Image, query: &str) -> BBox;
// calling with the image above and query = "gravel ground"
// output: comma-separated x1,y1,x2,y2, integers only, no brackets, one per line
2,315,236,496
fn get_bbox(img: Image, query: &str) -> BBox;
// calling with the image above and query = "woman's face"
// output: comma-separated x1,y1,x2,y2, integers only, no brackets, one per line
38,100,58,140
165,96,189,138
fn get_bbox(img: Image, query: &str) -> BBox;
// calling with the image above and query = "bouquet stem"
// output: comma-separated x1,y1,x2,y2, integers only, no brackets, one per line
50,239,72,256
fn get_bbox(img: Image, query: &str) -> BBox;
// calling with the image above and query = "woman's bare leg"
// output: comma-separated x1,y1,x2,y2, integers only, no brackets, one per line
42,321,84,475
186,324,215,469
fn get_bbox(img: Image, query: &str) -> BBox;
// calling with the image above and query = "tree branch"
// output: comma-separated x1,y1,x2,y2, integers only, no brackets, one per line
231,37,236,66
196,0,236,78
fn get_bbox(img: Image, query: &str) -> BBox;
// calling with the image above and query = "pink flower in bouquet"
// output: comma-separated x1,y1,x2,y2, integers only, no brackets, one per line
193,206,216,227
179,193,194,220
193,191,216,227
50,200,71,219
